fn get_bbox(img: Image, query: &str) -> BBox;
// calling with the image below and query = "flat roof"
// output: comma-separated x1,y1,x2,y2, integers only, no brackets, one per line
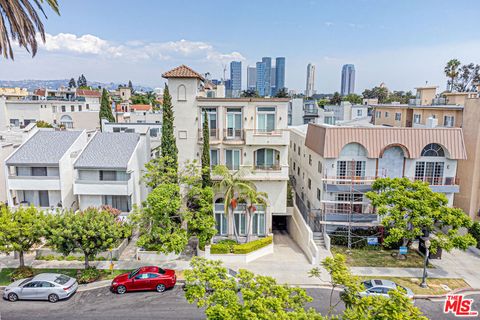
74,132,140,170
6,130,83,166
196,97,290,102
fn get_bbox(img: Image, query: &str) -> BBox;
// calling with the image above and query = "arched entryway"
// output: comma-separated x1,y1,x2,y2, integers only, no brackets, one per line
378,146,407,178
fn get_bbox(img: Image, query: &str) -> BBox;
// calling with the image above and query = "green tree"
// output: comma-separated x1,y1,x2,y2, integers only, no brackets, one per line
455,63,480,92
184,257,325,320
46,208,131,268
135,183,189,254
310,254,362,314
366,178,476,253
201,110,212,188
77,74,88,88
311,254,427,320
36,120,53,128
0,206,45,267
444,59,461,92
68,78,76,88
161,84,178,180
385,90,415,104
212,165,257,242
274,88,289,98
238,188,268,243
342,93,363,104
99,88,114,125
0,0,59,60
317,98,330,108
362,86,389,103
240,89,260,98
330,92,342,105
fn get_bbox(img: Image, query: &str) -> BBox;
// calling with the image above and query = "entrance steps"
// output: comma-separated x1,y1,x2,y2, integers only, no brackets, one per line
313,232,326,249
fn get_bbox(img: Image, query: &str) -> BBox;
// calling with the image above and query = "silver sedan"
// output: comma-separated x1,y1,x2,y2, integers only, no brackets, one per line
3,273,78,303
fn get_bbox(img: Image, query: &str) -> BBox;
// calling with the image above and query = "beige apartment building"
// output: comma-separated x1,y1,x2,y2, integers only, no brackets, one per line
372,86,466,128
162,65,290,238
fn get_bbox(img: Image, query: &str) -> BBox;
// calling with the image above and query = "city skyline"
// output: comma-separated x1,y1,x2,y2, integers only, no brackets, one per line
1,1,480,93
341,64,355,96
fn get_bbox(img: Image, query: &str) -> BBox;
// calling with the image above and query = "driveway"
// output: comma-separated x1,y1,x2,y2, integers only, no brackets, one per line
223,230,330,286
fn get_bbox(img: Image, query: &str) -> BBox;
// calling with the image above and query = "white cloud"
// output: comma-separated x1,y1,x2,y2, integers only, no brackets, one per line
38,33,246,63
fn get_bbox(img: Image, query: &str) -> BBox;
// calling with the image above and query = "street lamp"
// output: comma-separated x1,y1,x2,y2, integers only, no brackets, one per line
420,239,431,288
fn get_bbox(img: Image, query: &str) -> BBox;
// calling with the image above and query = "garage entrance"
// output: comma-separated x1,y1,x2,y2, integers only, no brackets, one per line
272,215,288,231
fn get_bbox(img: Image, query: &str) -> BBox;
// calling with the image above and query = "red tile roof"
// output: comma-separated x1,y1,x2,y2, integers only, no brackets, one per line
130,104,152,111
34,88,46,96
76,89,101,98
162,65,204,80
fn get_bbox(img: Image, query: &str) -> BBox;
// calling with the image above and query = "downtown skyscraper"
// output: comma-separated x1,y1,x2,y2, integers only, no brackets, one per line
305,63,316,97
229,61,242,98
247,66,257,91
254,56,286,97
341,64,355,95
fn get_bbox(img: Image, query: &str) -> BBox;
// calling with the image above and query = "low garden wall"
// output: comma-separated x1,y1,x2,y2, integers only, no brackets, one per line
136,250,180,262
35,238,129,260
287,204,319,264
204,236,274,264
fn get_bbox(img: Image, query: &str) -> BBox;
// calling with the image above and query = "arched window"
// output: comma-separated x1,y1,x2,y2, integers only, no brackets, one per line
421,143,445,157
60,115,73,128
177,85,186,101
339,143,368,157
214,198,227,235
255,148,280,170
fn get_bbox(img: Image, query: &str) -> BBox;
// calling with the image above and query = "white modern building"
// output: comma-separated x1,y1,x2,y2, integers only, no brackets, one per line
305,63,316,98
73,132,150,216
289,123,465,234
162,65,290,237
5,130,88,209
323,101,369,123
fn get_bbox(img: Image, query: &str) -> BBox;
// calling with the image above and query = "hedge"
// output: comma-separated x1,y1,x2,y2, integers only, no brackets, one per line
469,221,480,249
210,236,273,255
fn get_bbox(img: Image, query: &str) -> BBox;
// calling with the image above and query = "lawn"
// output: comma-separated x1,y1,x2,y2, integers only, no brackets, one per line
331,246,434,268
359,276,469,295
0,268,131,286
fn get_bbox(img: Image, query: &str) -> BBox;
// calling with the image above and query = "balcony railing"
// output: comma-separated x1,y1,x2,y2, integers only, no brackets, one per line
254,164,281,171
411,176,459,186
322,202,375,215
223,129,244,141
304,109,319,116
198,128,219,141
322,176,376,185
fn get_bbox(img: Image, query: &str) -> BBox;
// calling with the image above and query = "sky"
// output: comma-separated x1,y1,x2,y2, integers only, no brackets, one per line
1,0,480,93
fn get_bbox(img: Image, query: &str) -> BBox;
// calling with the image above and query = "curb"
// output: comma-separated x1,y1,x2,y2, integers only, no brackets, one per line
414,287,480,300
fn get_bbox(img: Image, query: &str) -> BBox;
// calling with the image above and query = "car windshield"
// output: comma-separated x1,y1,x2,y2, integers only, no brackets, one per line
363,280,373,289
129,268,141,279
19,278,33,286
54,275,71,285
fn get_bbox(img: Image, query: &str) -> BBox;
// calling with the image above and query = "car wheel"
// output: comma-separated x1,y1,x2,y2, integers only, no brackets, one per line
116,285,127,294
8,293,18,302
48,294,59,303
156,284,166,293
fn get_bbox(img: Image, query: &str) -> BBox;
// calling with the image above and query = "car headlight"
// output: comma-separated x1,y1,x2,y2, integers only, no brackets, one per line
5,288,10,292
112,281,117,285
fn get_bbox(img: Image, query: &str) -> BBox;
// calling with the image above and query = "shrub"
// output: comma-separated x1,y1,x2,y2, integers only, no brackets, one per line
66,255,77,261
95,256,106,261
233,236,273,254
77,267,101,284
210,243,231,254
37,254,56,261
10,266,34,281
469,221,480,249
330,227,382,249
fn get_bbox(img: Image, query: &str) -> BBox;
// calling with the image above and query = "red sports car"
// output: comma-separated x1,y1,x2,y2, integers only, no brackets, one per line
111,266,176,294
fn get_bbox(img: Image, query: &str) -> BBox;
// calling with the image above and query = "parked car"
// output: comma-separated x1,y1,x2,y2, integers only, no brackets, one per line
110,266,176,294
358,279,414,299
3,273,78,303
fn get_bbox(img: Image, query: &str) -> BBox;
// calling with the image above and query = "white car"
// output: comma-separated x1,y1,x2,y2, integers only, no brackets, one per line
359,279,414,299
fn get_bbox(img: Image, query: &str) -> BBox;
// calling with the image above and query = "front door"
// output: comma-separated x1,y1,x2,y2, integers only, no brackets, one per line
226,109,242,139
132,273,150,291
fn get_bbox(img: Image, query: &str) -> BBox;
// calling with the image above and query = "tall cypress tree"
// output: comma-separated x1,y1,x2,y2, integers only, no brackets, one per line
161,84,178,178
201,110,212,187
99,88,115,127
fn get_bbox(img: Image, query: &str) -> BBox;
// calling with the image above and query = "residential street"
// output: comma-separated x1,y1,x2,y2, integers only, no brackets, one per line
1,286,478,320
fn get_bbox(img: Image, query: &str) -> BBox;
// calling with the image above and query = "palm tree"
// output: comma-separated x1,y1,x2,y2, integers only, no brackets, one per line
0,0,60,60
444,59,461,92
212,165,256,243
239,188,268,243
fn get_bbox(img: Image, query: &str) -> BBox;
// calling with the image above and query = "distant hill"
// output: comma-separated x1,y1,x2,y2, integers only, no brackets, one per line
0,79,153,92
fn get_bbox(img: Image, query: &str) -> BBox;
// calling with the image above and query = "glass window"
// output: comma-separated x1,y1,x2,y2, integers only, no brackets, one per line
61,106,66,112
148,273,159,279
318,161,322,173
337,161,365,178
385,112,389,117
444,116,454,127
32,167,47,176
38,191,49,207
414,114,421,124
234,208,247,236
376,111,381,118
395,113,401,121
309,154,312,165
317,188,321,201
201,108,217,132
54,275,70,285
357,109,363,116
135,273,149,280
210,149,219,167
415,161,444,185
150,128,159,137
103,195,131,212
257,107,276,132
252,206,266,236
10,119,19,126
225,149,240,170
40,281,55,287
99,170,116,181
421,144,445,157
226,108,242,139
255,148,279,170
71,105,75,112
78,105,82,112
308,178,311,189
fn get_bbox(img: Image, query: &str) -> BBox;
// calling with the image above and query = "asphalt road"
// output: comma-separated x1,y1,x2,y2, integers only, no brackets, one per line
1,286,479,320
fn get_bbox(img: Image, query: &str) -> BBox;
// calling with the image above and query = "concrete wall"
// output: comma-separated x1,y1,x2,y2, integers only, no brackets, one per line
287,204,319,264
204,243,274,264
